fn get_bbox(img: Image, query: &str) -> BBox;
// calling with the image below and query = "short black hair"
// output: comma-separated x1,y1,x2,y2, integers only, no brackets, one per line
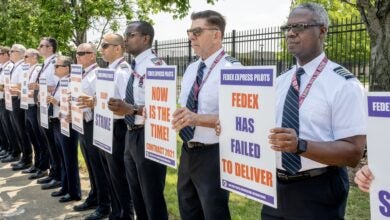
128,21,155,46
41,37,58,53
191,10,226,37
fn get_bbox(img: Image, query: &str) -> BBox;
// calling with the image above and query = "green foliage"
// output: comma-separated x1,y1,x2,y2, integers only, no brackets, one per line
0,0,211,52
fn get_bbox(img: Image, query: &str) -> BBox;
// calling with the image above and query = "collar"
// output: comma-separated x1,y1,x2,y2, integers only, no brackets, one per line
109,57,125,69
44,54,56,66
134,48,153,68
29,63,38,70
202,47,224,68
297,52,325,77
85,63,98,73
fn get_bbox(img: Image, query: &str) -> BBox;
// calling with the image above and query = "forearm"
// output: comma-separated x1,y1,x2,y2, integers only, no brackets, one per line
302,135,366,167
194,114,218,128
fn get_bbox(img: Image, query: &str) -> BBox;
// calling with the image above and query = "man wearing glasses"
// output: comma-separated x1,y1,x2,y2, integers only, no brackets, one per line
171,10,241,219
35,37,62,191
108,21,168,220
22,48,50,180
261,3,366,219
99,33,135,220
0,46,18,164
7,44,33,170
73,43,111,220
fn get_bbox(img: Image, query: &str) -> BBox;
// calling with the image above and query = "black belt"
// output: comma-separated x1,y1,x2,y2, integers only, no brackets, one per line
127,124,144,131
277,167,332,182
187,142,216,149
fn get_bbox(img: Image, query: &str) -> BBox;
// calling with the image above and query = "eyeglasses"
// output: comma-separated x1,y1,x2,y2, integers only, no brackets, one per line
24,55,30,58
125,32,144,39
39,44,51,48
10,50,20,53
0,53,5,56
55,64,68,68
101,43,118,49
280,23,323,34
76,51,93,56
186,27,219,37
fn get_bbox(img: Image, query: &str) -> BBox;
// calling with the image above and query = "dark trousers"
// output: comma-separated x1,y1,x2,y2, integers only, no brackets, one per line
261,167,349,220
124,128,168,220
80,120,110,213
26,105,49,170
0,99,11,152
38,107,62,181
99,119,134,220
52,119,81,199
9,97,31,162
178,143,230,220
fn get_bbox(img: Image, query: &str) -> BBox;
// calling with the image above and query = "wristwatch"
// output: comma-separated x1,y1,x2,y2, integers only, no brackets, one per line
296,138,308,155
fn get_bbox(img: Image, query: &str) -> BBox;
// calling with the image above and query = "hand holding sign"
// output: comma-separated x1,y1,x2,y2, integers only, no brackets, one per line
354,165,374,193
77,94,95,109
107,97,134,116
171,107,197,131
268,127,298,153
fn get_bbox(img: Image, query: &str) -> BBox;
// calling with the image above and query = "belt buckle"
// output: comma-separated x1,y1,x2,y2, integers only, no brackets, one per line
277,172,289,181
127,124,143,131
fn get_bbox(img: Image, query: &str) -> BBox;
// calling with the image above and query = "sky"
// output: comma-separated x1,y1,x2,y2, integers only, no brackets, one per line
87,0,291,43
150,0,291,41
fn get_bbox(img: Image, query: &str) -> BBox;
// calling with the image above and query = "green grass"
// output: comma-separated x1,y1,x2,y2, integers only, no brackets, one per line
77,139,370,220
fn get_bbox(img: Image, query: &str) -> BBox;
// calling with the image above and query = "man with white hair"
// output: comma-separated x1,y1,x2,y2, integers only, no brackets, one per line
22,48,50,180
5,44,33,170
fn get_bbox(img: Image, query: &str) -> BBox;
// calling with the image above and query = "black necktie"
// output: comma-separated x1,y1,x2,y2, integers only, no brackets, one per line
281,67,305,174
179,62,206,142
33,63,45,103
124,60,136,126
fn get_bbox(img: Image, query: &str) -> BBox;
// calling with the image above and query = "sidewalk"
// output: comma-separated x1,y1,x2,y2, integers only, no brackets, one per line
0,161,95,220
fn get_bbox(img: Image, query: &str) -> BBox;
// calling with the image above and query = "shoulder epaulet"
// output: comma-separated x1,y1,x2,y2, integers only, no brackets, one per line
120,63,130,70
225,56,239,64
279,66,294,75
333,66,355,79
151,57,163,66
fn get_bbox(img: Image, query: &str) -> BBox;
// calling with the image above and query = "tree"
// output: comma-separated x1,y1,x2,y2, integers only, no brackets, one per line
0,0,216,53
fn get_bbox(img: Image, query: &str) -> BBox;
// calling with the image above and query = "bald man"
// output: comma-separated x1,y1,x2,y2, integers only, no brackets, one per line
98,33,134,220
73,43,110,219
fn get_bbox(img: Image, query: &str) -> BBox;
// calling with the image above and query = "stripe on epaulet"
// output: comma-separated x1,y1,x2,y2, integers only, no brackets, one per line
151,57,163,66
225,56,239,63
333,66,355,79
120,63,130,70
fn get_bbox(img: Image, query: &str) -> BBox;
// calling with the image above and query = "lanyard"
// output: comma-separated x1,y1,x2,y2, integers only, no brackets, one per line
83,64,98,79
292,57,328,107
194,50,225,100
28,64,38,81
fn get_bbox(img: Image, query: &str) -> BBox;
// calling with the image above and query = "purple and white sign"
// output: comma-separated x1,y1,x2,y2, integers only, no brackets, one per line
39,78,49,129
367,92,390,219
219,66,277,207
70,64,84,134
93,69,115,154
145,66,177,168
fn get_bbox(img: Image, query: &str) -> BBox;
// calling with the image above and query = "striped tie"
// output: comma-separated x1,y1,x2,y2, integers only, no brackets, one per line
179,62,206,142
281,67,305,174
124,60,136,126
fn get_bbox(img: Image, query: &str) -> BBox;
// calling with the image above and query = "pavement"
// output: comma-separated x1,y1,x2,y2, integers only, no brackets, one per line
0,161,96,220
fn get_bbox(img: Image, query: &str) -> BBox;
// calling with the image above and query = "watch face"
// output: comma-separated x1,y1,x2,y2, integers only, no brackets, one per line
298,139,307,154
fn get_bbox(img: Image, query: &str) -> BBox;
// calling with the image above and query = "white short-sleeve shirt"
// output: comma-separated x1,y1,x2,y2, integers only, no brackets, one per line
179,48,242,144
108,57,131,119
39,55,58,87
275,52,367,171
132,48,165,125
27,64,42,104
0,61,13,99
